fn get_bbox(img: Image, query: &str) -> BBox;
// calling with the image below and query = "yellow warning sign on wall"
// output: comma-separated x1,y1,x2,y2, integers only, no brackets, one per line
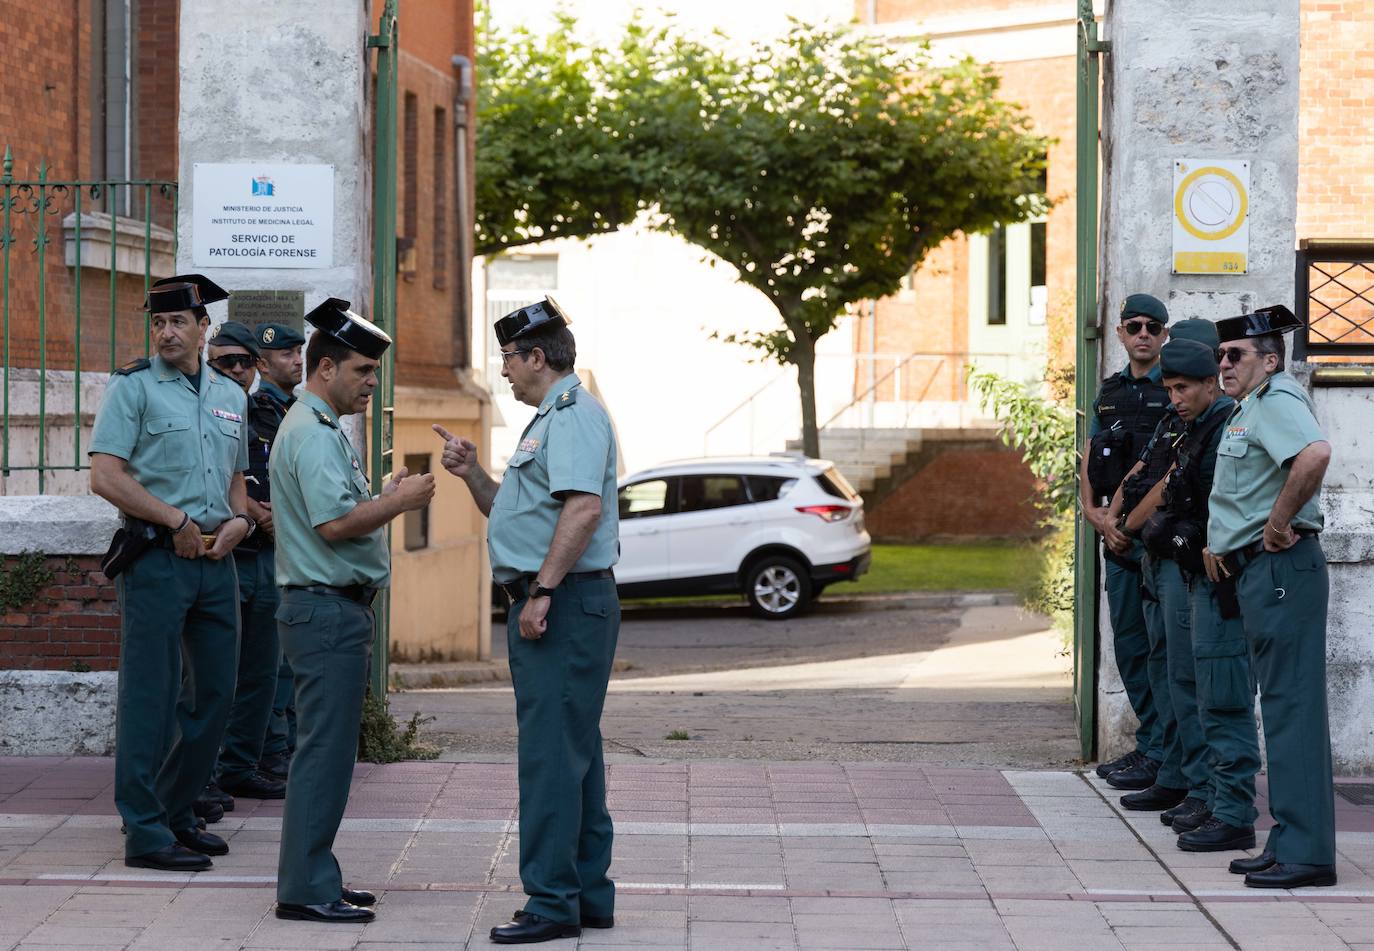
1172,160,1249,275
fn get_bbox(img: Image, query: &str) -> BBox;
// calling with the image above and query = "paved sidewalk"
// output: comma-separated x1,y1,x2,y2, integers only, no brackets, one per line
4,758,1374,949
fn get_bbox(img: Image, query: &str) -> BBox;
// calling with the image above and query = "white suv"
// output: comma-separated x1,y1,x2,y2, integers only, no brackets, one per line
614,455,872,619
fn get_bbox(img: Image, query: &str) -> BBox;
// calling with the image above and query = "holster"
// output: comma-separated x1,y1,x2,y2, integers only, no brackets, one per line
100,517,162,580
1213,574,1241,619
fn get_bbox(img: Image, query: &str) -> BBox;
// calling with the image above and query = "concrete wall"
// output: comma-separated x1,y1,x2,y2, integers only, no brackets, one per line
1095,0,1302,757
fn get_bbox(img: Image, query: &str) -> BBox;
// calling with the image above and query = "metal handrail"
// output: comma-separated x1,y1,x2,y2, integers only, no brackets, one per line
819,351,1020,430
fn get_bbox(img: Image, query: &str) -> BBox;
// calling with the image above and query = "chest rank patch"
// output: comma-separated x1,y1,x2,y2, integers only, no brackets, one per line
1226,426,1248,439
212,408,243,422
519,437,541,453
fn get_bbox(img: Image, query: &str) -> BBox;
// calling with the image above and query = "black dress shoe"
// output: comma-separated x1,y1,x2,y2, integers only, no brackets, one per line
1177,817,1255,852
1244,863,1337,889
1229,850,1276,874
1170,800,1212,834
342,888,376,907
174,826,229,856
1120,784,1188,811
126,844,212,871
1095,750,1143,779
1105,757,1161,790
259,751,292,780
276,899,375,923
1160,796,1207,827
220,771,287,800
201,782,236,812
491,911,580,944
191,798,225,824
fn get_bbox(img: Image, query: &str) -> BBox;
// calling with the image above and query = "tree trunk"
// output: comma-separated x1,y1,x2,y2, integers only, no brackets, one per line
793,335,821,459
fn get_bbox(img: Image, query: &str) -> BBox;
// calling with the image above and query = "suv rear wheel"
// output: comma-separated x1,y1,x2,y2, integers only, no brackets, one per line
744,555,812,620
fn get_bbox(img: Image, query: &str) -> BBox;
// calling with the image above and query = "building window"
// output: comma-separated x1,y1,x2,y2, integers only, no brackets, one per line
433,107,448,289
986,223,1007,326
1029,220,1047,326
403,92,418,241
403,453,431,550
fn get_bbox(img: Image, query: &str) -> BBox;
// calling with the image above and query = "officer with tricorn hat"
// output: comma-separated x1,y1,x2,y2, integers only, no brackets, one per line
89,273,255,870
269,297,434,923
1201,304,1337,889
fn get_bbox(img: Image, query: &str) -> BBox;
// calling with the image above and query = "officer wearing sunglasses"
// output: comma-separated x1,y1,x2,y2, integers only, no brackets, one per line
1081,293,1173,791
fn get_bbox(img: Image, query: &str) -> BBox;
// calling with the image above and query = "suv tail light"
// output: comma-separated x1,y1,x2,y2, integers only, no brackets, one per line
795,504,851,522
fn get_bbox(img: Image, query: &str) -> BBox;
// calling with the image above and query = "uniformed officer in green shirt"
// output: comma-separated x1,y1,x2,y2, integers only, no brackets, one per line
89,274,256,871
200,321,287,808
435,297,620,945
270,298,435,924
1081,294,1171,789
252,321,305,781
1201,304,1336,890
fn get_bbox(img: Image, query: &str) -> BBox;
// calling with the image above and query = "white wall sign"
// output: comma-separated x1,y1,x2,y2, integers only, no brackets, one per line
1172,159,1249,275
192,163,334,268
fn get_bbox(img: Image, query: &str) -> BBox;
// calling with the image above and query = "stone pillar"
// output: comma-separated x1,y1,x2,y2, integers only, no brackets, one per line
1095,0,1300,755
176,0,372,442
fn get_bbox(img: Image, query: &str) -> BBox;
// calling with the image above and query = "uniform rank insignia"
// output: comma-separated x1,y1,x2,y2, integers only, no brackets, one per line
212,408,243,422
1227,426,1248,438
519,438,541,453
314,410,338,429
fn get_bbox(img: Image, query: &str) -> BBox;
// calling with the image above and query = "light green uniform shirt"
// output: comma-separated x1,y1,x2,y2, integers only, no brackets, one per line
1208,371,1326,555
269,391,390,588
89,355,249,526
489,372,619,583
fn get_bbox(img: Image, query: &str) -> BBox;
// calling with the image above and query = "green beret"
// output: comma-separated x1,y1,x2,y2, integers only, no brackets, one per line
209,321,260,357
1168,318,1219,348
1160,339,1218,380
256,322,306,350
1120,293,1169,324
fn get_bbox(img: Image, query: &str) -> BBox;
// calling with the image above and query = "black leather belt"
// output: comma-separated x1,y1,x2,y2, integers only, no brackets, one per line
284,583,380,605
499,569,614,603
1220,529,1318,579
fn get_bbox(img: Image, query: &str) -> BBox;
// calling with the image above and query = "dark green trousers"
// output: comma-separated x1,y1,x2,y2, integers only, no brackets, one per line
1104,551,1163,760
1190,577,1260,828
275,588,374,904
507,575,620,926
114,548,239,858
1236,537,1335,865
215,548,280,786
1140,556,1185,788
262,653,297,758
1154,558,1210,799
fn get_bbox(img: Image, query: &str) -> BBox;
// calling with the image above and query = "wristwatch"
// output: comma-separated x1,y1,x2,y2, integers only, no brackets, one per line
528,580,554,599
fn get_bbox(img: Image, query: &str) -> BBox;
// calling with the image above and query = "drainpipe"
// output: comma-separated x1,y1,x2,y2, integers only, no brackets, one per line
1073,0,1110,763
452,54,473,371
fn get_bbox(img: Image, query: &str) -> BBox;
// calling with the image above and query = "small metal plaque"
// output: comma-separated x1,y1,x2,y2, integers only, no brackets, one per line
1335,783,1374,806
228,289,305,332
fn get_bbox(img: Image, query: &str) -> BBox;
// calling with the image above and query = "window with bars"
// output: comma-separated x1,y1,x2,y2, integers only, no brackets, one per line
1295,240,1374,362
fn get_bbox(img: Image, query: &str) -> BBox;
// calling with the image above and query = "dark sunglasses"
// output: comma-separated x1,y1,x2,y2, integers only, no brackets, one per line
1122,318,1165,337
211,353,257,371
1217,346,1255,365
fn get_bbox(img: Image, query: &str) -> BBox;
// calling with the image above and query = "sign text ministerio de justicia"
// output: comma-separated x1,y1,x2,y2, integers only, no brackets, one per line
192,162,336,269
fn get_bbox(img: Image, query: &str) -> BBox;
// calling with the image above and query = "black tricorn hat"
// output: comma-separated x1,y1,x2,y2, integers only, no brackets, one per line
304,297,392,360
494,296,572,346
145,274,229,314
1216,304,1304,343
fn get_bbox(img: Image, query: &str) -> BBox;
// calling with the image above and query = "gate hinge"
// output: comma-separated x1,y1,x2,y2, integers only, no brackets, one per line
1084,325,1102,340
1086,38,1112,53
366,34,392,49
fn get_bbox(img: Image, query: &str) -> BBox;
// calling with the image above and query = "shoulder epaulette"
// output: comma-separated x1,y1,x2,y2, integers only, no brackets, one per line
555,388,578,409
113,358,151,376
314,409,338,429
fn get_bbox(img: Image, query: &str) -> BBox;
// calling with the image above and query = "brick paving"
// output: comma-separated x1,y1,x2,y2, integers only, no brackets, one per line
4,758,1374,949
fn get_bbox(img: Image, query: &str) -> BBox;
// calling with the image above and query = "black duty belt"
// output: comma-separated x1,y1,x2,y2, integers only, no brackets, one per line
499,569,614,603
1220,529,1319,579
284,583,380,605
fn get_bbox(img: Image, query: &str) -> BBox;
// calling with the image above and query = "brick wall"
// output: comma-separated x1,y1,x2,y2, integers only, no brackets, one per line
866,448,1043,541
0,555,119,671
1298,0,1374,238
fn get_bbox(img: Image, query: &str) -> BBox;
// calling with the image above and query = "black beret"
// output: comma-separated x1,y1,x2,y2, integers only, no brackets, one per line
1160,339,1219,380
1168,318,1219,348
209,321,260,357
304,297,392,360
256,322,306,350
1120,293,1169,324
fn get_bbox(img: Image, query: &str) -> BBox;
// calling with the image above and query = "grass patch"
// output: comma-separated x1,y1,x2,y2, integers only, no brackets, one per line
622,541,1035,607
664,729,691,741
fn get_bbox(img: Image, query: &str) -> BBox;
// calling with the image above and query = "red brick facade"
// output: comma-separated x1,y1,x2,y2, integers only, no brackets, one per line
867,449,1043,541
0,556,119,671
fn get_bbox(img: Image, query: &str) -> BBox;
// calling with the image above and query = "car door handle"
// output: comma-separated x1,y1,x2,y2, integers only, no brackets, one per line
639,527,660,535
728,517,749,526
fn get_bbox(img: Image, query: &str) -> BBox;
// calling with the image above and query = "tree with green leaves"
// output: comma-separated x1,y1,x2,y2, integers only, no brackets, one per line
477,15,1049,457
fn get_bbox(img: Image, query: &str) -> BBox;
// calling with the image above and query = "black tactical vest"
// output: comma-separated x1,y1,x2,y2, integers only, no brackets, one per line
1087,371,1171,499
237,389,290,551
1120,409,1185,517
1139,407,1229,573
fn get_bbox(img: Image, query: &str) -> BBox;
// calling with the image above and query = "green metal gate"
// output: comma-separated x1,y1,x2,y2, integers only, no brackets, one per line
1073,0,1109,761
367,0,400,697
